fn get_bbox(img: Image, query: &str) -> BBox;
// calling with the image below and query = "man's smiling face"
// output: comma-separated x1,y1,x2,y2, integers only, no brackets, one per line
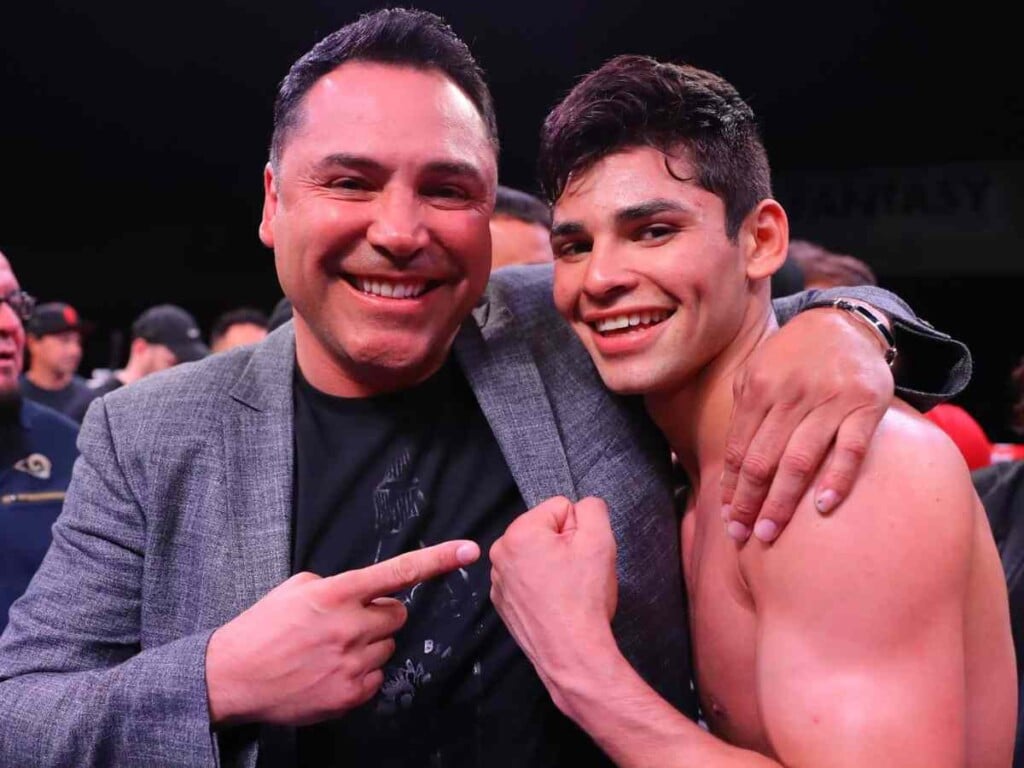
260,61,497,396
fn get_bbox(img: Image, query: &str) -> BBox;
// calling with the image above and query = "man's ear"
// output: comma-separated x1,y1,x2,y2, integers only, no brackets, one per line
258,163,278,249
742,199,789,281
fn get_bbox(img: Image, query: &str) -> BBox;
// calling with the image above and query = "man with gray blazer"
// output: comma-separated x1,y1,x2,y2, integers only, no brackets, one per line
0,9,970,768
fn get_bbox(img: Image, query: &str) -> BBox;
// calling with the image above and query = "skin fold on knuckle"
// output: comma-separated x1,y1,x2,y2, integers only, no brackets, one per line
722,441,747,473
837,434,870,464
739,454,775,488
778,450,817,480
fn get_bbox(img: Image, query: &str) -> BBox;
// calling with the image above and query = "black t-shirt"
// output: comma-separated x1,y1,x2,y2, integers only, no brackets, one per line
18,374,91,422
290,358,608,768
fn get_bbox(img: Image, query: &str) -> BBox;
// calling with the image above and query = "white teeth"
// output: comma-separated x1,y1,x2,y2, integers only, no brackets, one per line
593,310,671,334
355,278,427,298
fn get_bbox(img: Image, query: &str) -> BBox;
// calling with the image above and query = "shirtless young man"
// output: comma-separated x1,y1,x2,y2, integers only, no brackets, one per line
489,55,1016,767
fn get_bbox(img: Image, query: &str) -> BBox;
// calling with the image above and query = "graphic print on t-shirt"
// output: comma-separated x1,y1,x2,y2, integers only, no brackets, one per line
292,361,588,766
370,444,483,716
373,448,425,534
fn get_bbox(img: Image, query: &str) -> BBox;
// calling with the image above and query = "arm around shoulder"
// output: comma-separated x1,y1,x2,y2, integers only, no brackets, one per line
772,285,972,411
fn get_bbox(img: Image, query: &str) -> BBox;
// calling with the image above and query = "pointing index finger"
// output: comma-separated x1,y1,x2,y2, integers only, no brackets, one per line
330,540,480,604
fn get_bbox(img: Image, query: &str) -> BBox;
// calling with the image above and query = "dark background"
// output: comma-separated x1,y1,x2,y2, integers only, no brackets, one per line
2,0,1020,438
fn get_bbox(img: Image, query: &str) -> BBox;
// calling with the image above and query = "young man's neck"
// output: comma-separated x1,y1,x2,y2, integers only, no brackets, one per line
645,309,778,496
25,366,73,391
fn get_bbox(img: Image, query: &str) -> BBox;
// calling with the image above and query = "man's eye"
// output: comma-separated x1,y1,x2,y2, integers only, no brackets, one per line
330,177,369,190
638,225,675,241
555,241,591,259
426,185,468,200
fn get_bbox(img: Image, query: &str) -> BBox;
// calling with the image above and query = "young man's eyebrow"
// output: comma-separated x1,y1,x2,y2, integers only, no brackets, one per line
551,199,689,238
615,198,687,223
550,221,586,238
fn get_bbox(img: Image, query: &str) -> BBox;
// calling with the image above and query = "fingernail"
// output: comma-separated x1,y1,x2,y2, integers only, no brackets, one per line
720,504,732,521
726,521,751,542
456,542,480,565
753,519,779,542
815,490,839,514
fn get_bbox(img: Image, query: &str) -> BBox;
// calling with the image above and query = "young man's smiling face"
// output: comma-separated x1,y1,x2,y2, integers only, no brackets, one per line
260,61,498,396
551,146,781,397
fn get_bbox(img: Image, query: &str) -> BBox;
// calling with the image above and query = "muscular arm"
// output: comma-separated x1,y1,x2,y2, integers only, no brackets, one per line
491,498,781,767
745,405,1014,767
492,419,1014,767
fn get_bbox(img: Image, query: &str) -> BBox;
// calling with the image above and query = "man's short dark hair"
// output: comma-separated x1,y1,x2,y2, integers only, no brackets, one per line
538,55,771,240
210,307,270,347
493,185,552,229
270,7,499,169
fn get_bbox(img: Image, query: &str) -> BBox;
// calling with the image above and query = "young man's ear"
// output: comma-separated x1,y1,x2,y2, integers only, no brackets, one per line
742,199,789,281
258,163,278,249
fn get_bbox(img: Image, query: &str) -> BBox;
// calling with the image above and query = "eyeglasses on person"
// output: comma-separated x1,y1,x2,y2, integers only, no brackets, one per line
1,290,37,322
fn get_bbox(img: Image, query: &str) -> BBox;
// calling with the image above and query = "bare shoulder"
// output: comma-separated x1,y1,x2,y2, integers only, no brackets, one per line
860,400,978,507
741,400,979,607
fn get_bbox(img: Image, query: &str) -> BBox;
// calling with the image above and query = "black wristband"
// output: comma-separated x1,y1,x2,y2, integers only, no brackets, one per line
831,298,898,366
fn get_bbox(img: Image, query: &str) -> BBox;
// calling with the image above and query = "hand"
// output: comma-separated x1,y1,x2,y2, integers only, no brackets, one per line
721,307,894,542
205,539,480,726
490,497,618,702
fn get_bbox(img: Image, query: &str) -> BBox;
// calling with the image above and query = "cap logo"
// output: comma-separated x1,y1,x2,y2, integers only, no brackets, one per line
63,306,79,326
187,328,199,339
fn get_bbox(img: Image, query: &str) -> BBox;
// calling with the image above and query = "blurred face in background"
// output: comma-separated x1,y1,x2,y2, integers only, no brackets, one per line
211,323,268,353
0,255,25,397
131,338,178,376
27,331,82,378
489,215,553,271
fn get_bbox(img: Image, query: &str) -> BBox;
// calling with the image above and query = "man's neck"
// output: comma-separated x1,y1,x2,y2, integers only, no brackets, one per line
645,310,777,496
115,364,142,385
25,367,72,391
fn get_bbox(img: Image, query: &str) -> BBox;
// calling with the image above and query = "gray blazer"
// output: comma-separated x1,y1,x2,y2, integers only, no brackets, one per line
0,265,969,767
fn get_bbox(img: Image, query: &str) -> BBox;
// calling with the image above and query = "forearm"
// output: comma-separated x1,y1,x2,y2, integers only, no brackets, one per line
0,632,220,766
773,285,971,410
545,631,779,768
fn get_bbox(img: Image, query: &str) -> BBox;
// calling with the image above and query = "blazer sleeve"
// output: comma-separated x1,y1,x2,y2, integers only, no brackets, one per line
772,285,972,411
0,398,220,767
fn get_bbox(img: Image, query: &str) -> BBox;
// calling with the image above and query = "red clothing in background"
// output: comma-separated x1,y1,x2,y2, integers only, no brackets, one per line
924,403,993,471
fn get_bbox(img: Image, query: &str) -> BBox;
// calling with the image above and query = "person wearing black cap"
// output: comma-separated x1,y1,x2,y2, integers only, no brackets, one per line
19,301,94,422
67,303,209,422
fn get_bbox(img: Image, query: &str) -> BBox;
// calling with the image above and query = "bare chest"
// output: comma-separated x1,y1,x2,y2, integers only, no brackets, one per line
681,506,773,753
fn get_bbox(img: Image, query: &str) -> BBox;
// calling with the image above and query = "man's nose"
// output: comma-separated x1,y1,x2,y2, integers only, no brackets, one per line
582,241,637,300
366,188,430,262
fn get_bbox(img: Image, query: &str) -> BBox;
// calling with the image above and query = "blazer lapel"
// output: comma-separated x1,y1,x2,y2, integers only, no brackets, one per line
453,298,576,508
221,328,296,614
219,329,299,767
